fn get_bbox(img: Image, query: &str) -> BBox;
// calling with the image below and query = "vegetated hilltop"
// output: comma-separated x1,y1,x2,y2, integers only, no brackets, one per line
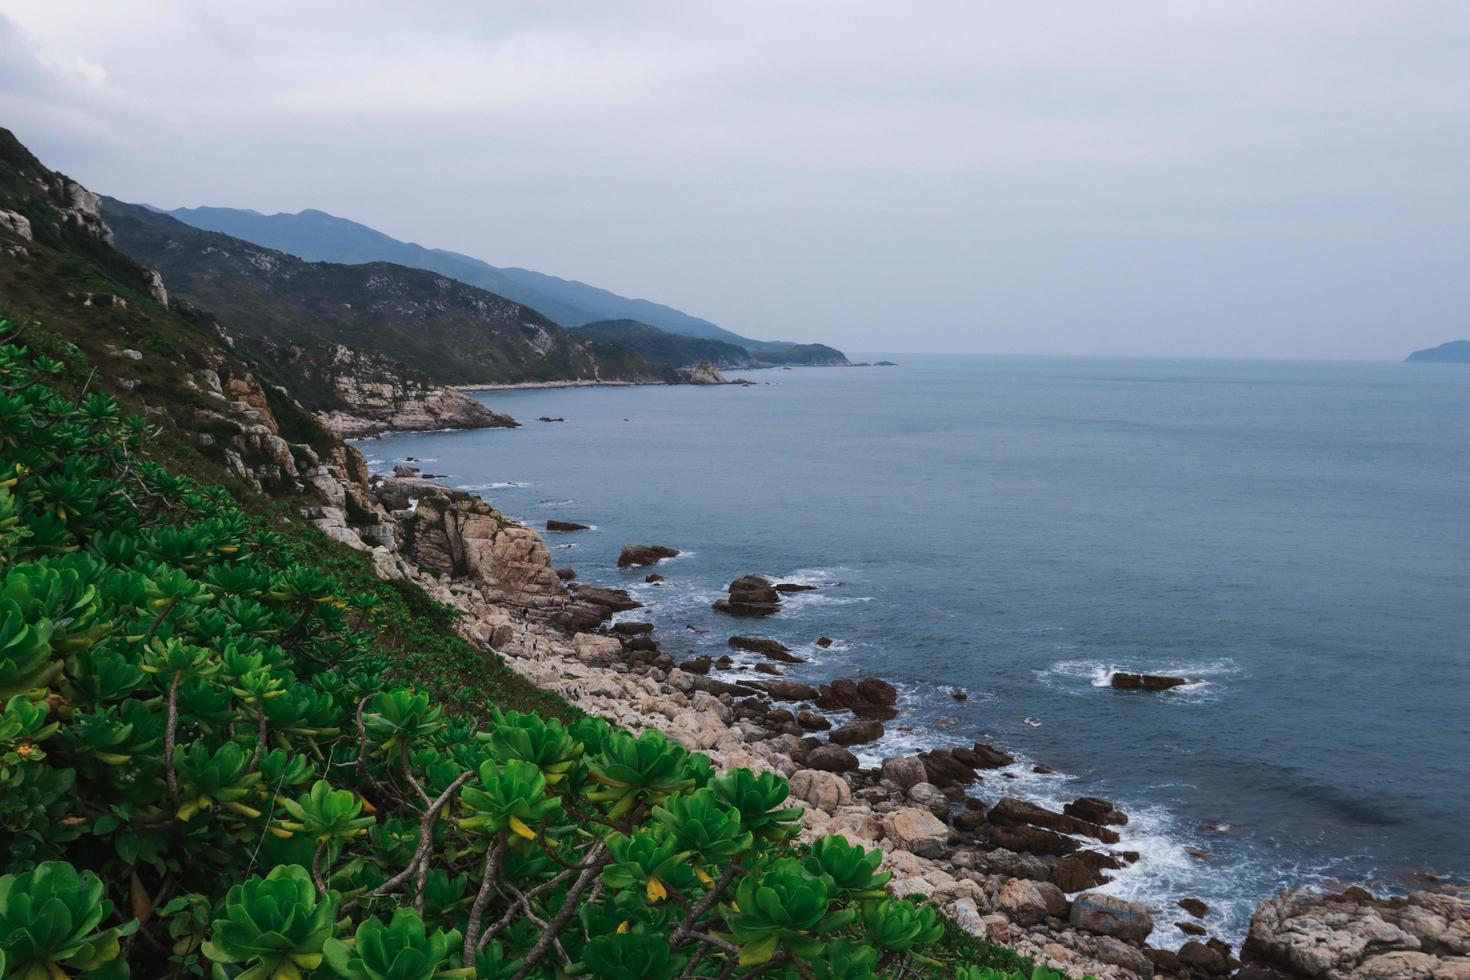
101,198,672,387
573,319,851,369
163,203,849,358
1405,340,1470,363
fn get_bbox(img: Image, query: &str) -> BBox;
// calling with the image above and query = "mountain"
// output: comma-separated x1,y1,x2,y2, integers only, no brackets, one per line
572,319,756,369
160,205,828,354
102,199,670,387
1406,340,1470,363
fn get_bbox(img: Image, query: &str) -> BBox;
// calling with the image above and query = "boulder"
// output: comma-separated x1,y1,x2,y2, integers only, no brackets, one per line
1242,887,1470,980
1177,897,1209,919
679,656,712,676
982,822,1080,857
1051,851,1120,892
880,756,929,791
828,720,884,746
919,749,980,788
1177,940,1231,975
998,878,1070,927
1069,892,1154,942
988,796,1121,844
645,573,665,583
1064,796,1129,826
546,520,590,532
713,575,782,617
1178,921,1208,936
815,678,899,720
797,710,831,731
816,636,835,647
881,808,950,858
789,769,852,813
618,544,679,567
805,744,860,773
954,742,1015,769
407,490,566,606
907,782,951,820
570,586,642,612
759,680,821,702
571,633,623,662
555,567,576,581
1111,672,1189,691
729,636,805,663
775,582,817,592
611,621,655,636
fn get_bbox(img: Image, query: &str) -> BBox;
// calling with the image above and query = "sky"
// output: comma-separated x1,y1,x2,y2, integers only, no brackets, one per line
2,2,1468,359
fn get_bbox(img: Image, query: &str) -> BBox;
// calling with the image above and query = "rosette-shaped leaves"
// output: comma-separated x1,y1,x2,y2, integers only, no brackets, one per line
362,690,442,755
0,597,58,698
586,729,695,820
477,709,582,785
601,830,695,904
472,941,522,980
720,858,852,966
277,779,374,843
457,758,560,840
860,898,944,953
807,938,881,979
173,739,263,821
709,768,802,846
202,865,338,980
802,835,891,900
0,862,137,979
322,908,468,980
650,788,751,868
580,930,685,980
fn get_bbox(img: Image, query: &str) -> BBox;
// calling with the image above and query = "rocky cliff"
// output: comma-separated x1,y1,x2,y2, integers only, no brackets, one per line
272,343,518,437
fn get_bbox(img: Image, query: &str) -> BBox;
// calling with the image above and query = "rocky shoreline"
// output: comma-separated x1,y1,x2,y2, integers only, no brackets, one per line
301,463,1469,980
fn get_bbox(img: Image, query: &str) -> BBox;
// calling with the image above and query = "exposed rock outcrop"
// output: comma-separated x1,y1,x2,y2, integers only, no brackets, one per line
713,574,782,616
405,489,566,607
675,360,729,384
294,345,518,437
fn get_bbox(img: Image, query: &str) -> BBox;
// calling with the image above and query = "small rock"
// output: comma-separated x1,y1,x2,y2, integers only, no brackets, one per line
555,567,577,581
546,520,590,532
797,710,830,731
907,782,951,820
816,636,834,647
759,679,820,702
645,573,665,583
1177,897,1209,919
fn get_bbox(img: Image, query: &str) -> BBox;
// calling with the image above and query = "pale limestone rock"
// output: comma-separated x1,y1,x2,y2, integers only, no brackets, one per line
0,209,32,240
789,769,852,813
881,807,949,857
572,633,623,662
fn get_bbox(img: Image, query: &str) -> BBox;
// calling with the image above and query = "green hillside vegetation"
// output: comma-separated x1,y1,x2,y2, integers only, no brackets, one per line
100,200,671,388
572,321,755,369
0,336,1063,980
162,206,827,355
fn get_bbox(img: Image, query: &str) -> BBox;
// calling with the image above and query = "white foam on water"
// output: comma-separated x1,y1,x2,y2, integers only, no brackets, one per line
462,481,532,491
536,498,576,507
1038,657,1242,703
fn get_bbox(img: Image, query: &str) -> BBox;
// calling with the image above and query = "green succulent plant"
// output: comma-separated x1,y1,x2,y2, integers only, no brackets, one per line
321,908,469,980
720,858,852,966
650,788,751,869
0,861,137,979
601,830,695,904
586,729,695,820
860,898,944,952
201,865,339,980
362,690,442,755
709,768,802,846
579,929,685,980
802,835,892,900
456,758,560,841
276,779,374,843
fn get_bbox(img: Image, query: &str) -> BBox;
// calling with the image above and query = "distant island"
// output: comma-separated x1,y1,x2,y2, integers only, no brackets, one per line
1406,340,1470,363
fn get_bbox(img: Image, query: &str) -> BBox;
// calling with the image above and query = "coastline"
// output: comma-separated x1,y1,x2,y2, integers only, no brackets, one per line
311,449,1470,980
456,378,658,392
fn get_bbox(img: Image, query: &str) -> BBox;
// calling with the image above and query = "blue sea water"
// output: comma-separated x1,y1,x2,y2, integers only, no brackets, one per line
363,355,1470,943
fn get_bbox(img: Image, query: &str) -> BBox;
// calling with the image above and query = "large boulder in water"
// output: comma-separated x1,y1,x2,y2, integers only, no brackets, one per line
713,574,782,617
618,544,679,567
1111,672,1189,691
1064,796,1129,826
728,636,805,663
828,719,884,746
988,796,1121,844
805,743,859,773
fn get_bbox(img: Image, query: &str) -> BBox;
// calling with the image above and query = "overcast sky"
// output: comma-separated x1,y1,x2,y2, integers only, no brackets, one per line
3,2,1467,358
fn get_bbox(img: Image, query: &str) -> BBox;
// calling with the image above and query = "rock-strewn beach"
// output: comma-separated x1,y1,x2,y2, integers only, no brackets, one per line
303,461,1470,980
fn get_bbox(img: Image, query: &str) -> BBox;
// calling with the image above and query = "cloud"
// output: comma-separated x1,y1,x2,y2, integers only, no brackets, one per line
3,1,1469,357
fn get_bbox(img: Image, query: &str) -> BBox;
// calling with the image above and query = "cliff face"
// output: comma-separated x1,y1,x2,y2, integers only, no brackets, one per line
275,344,518,438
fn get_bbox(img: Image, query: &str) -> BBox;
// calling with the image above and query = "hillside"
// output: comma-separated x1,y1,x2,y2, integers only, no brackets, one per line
102,199,672,387
1406,340,1470,363
573,318,757,368
162,204,842,355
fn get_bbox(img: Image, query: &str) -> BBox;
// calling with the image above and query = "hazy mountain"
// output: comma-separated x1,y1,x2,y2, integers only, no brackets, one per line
163,205,816,353
103,200,668,386
1405,340,1470,363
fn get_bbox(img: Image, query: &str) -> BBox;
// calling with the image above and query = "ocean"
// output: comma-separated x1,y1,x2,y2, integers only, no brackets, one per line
361,355,1470,944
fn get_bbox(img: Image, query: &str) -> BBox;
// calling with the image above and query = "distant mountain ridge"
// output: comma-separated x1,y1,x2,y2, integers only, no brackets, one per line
1406,340,1470,363
102,199,670,387
162,205,823,355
